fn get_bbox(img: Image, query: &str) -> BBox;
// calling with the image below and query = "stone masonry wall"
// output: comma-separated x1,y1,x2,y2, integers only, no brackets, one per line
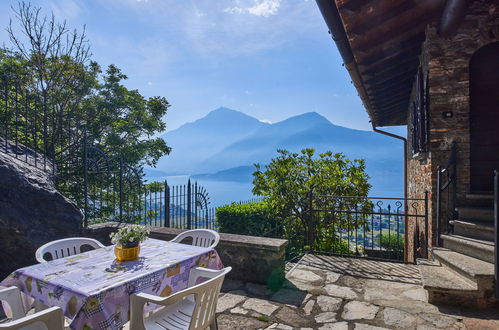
407,0,499,259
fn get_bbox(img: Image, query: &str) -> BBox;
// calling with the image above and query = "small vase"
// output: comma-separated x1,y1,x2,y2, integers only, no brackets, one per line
114,243,140,261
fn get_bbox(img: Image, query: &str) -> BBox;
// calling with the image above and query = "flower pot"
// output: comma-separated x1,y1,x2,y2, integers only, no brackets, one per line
114,244,140,262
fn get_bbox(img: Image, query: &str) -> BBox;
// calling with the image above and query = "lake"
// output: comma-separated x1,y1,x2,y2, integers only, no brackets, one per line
145,174,404,208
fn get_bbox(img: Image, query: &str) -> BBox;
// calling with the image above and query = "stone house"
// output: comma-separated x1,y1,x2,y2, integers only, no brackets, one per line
316,0,498,306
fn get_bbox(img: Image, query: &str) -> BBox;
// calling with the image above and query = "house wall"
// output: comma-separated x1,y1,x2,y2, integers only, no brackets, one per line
406,0,499,261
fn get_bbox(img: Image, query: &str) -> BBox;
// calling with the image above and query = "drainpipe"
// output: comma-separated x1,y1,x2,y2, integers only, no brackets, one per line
438,0,470,38
372,125,409,263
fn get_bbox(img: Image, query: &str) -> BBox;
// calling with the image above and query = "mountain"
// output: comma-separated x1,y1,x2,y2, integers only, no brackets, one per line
191,166,254,182
156,107,268,174
199,112,401,173
149,109,404,197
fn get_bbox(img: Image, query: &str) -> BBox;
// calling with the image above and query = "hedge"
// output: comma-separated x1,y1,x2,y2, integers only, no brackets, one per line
216,201,281,237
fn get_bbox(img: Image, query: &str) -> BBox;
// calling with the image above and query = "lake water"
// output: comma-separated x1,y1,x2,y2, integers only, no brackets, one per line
145,174,403,208
145,175,254,207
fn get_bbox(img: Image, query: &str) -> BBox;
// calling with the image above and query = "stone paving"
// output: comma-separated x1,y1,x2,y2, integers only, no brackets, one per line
216,254,499,330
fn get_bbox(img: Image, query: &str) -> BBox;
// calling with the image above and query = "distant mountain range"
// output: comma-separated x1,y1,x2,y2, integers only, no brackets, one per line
150,107,404,197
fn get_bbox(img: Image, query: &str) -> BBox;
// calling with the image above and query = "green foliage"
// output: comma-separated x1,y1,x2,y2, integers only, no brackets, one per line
379,233,404,255
216,201,281,237
0,4,171,224
252,148,371,251
110,224,150,247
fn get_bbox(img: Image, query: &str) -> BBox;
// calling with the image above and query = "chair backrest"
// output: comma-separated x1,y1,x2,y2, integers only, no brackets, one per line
0,287,25,320
130,266,231,330
0,306,64,330
0,287,64,330
188,267,231,330
35,237,105,263
171,229,220,249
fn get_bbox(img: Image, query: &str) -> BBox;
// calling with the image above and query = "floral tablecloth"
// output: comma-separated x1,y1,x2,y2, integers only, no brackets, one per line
1,238,223,330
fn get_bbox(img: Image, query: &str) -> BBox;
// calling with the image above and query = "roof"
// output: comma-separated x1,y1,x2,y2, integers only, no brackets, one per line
317,0,447,127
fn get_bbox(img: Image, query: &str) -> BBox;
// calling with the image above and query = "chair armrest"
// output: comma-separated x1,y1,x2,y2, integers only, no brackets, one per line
0,287,25,320
188,267,224,287
0,306,63,329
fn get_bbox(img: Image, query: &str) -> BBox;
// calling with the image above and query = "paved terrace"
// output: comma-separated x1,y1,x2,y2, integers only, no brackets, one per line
216,254,499,330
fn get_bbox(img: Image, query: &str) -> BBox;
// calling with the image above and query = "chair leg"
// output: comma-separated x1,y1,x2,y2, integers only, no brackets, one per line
210,317,218,330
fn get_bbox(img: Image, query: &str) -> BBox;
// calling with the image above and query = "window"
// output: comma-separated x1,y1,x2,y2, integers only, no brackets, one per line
411,67,429,155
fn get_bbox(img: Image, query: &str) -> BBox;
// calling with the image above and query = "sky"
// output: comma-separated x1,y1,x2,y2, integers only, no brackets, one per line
0,0,405,136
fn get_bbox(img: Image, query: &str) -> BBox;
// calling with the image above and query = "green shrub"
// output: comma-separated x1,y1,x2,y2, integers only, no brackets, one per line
216,201,282,237
379,233,404,255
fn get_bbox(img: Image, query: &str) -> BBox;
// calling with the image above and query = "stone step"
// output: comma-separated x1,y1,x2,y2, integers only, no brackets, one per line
441,234,495,263
450,220,495,242
432,247,494,284
466,193,493,201
417,258,478,306
456,206,494,222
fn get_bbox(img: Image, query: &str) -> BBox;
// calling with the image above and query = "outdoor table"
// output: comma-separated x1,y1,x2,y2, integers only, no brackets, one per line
1,238,223,330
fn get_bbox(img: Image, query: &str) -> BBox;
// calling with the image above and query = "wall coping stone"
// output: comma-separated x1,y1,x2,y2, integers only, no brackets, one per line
87,222,288,252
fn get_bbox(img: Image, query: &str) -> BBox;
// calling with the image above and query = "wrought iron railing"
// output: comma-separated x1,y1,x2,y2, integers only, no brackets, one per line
436,141,458,246
309,195,428,263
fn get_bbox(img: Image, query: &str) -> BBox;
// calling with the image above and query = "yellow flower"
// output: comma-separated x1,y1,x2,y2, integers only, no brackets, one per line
85,297,100,310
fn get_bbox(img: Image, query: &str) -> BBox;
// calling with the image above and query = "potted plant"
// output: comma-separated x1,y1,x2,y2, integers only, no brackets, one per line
110,225,150,261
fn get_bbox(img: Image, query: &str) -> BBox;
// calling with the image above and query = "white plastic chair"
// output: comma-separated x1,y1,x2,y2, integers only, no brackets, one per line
171,230,220,249
35,237,105,263
0,287,64,330
130,266,231,330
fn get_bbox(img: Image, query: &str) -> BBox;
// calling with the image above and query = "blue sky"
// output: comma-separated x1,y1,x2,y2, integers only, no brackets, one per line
0,0,405,135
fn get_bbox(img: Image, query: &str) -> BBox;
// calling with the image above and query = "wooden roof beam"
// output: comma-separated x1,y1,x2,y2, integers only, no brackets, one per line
347,0,444,51
364,63,419,85
366,76,414,94
341,0,411,34
356,34,425,66
361,56,419,78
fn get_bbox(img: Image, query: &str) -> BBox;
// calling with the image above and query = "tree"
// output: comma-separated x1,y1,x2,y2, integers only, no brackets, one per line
1,2,170,170
0,3,171,224
252,148,371,250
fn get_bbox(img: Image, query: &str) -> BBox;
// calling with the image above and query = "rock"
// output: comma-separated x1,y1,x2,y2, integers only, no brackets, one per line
265,323,293,330
242,298,279,316
286,268,324,285
319,322,349,330
0,139,81,278
303,299,315,315
326,272,341,283
416,325,440,330
317,295,342,312
216,291,247,313
418,312,459,328
383,307,416,328
354,323,389,330
271,288,308,306
217,314,267,329
324,284,358,300
341,301,379,320
275,306,310,327
315,312,337,323
230,307,248,315
402,288,428,302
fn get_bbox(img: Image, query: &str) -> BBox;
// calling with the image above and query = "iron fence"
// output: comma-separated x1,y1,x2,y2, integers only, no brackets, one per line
309,195,428,262
0,77,83,177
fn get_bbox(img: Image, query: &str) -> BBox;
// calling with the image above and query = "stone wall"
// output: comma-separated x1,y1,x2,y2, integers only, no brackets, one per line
87,223,288,288
0,139,82,278
406,1,499,256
